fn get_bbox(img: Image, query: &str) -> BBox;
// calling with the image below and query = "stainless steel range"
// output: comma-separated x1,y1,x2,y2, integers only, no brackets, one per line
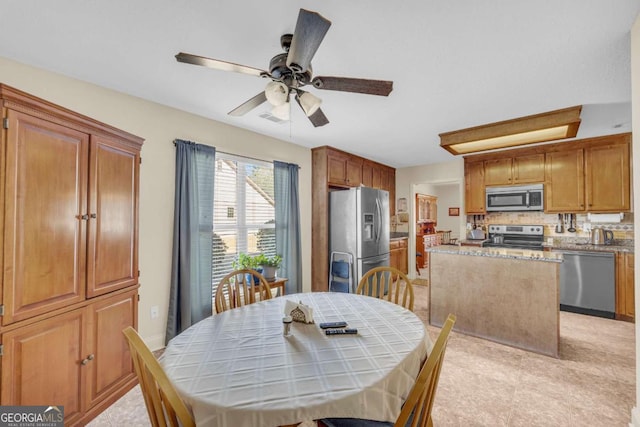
484,224,544,250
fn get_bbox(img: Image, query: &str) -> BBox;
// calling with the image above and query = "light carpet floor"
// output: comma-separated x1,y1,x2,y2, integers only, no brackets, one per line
89,284,636,426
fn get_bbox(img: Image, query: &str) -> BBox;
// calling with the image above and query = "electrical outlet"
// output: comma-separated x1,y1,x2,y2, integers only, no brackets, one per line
150,306,159,319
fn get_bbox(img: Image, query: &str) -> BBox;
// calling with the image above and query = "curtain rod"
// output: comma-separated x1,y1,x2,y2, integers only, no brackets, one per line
173,140,300,169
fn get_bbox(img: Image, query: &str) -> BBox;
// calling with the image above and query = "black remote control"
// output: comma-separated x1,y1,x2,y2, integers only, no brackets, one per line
319,321,348,329
325,328,358,335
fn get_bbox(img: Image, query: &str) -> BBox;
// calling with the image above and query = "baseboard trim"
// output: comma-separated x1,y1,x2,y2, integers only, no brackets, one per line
630,406,640,427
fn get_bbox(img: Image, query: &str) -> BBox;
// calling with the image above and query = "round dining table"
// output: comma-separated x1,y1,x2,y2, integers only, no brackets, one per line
160,292,432,427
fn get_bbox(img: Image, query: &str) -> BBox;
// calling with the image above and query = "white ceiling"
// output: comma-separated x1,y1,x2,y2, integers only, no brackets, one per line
1,1,638,167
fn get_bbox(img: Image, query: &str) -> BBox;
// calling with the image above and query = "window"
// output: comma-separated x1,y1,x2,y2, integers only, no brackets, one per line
212,153,276,286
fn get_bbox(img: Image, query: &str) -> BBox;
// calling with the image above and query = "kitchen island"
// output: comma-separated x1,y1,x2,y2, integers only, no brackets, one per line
427,246,562,357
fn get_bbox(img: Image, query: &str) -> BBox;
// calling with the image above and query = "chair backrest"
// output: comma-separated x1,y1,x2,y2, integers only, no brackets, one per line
395,314,456,427
356,266,415,311
122,326,195,427
215,268,273,313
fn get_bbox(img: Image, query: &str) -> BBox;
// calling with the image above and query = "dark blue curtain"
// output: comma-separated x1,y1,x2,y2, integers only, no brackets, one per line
165,140,216,343
274,161,302,294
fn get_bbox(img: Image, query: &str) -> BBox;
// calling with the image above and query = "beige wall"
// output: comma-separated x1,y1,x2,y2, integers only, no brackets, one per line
0,56,312,350
631,13,640,427
396,159,465,277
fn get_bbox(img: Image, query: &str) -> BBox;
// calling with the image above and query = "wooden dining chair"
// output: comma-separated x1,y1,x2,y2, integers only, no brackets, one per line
122,326,195,427
356,266,415,311
215,268,273,313
319,313,456,427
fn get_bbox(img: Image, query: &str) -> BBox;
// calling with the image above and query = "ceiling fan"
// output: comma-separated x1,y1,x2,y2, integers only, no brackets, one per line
175,8,393,127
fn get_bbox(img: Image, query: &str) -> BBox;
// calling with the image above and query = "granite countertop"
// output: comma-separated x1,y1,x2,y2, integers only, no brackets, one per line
389,232,409,240
427,245,563,263
543,240,634,254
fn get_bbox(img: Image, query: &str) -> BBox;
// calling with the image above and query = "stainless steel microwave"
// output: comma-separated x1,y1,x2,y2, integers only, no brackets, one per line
485,184,544,212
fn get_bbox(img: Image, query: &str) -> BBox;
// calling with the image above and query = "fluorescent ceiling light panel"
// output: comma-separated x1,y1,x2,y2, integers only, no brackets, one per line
439,105,582,155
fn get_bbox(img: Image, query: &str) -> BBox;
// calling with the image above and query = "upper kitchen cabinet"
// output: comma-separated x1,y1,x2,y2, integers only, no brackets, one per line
416,194,437,224
545,148,585,212
312,146,396,292
327,150,364,187
545,133,631,213
584,137,630,212
484,154,544,186
465,132,631,214
464,160,485,214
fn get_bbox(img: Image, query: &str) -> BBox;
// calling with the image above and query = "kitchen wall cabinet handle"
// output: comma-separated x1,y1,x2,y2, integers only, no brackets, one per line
81,354,95,365
90,213,97,218
79,214,89,220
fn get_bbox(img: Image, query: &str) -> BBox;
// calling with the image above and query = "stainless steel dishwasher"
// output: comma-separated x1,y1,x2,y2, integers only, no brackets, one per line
558,250,615,318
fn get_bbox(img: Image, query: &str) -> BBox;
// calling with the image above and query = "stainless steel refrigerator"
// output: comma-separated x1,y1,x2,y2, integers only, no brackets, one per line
329,187,390,292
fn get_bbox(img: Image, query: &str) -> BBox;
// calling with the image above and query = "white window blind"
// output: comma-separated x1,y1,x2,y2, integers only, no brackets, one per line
212,153,276,288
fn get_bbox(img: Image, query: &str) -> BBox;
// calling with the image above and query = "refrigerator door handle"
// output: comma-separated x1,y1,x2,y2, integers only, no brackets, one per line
375,198,382,243
362,257,384,265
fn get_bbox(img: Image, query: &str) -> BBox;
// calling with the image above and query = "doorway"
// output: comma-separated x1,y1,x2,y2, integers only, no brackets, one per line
410,180,464,281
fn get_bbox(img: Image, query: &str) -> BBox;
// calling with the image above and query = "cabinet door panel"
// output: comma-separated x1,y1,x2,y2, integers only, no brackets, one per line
87,137,140,297
626,254,634,317
362,162,373,187
484,158,513,186
1,308,87,425
371,167,381,188
464,162,485,214
3,110,88,324
545,149,584,212
327,154,347,186
85,290,137,408
585,143,630,211
346,157,362,187
513,154,545,184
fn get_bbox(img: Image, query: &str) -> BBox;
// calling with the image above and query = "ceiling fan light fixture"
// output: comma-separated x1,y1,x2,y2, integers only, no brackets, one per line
298,91,322,116
439,105,582,155
271,101,290,121
264,81,289,106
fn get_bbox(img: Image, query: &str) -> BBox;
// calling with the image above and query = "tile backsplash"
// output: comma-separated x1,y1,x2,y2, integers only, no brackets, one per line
470,212,634,240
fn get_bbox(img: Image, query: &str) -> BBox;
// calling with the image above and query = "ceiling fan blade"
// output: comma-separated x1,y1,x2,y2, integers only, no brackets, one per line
294,96,329,127
176,52,267,77
228,92,268,116
286,9,331,73
308,108,329,127
312,76,393,96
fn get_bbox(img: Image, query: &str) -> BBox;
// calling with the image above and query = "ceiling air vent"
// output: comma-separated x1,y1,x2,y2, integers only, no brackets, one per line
259,112,288,124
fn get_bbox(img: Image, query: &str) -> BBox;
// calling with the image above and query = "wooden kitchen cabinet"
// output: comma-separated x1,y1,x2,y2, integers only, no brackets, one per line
1,307,88,425
513,154,545,183
616,252,634,322
546,134,631,213
327,151,350,186
483,158,513,186
585,140,630,212
464,161,485,214
464,133,631,214
545,148,585,212
362,161,373,187
0,84,142,425
0,289,137,425
312,146,396,291
390,238,409,274
484,154,544,186
416,194,437,224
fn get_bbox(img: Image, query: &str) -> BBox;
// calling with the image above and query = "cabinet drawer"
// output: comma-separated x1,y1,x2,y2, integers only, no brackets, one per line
390,238,408,250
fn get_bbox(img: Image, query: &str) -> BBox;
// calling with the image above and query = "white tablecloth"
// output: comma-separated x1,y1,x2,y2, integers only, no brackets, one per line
161,292,432,427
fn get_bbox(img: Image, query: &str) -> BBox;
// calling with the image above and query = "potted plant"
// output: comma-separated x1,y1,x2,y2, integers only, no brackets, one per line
254,254,282,282
232,253,262,284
